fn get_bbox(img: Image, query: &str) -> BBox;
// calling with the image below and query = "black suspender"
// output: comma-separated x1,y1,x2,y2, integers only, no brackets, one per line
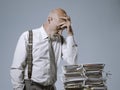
26,31,64,80
26,30,33,79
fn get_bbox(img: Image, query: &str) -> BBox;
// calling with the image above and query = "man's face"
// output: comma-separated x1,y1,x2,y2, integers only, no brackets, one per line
51,17,67,34
49,13,67,35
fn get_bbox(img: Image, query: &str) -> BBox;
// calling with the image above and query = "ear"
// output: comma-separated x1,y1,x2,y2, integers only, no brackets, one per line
48,17,53,23
48,17,50,23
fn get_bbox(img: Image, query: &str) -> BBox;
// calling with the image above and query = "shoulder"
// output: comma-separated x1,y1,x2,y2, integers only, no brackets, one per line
18,31,29,41
21,28,40,37
18,27,42,42
32,28,41,41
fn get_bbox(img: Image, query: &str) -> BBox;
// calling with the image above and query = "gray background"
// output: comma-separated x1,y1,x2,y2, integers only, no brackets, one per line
0,0,120,90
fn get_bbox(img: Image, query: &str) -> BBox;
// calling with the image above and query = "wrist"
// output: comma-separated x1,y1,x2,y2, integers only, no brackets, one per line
67,26,73,36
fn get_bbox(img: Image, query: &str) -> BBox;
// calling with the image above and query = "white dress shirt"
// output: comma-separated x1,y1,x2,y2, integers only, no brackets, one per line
10,26,77,90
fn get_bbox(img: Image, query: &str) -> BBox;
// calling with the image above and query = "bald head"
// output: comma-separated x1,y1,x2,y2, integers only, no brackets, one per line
48,8,67,18
44,8,69,36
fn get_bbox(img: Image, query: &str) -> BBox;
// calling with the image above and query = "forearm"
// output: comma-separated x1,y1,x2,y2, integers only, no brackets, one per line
62,35,78,64
10,68,25,90
67,26,73,36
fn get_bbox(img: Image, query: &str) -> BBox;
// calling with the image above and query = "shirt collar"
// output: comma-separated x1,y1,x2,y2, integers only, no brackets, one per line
39,25,61,41
40,25,48,40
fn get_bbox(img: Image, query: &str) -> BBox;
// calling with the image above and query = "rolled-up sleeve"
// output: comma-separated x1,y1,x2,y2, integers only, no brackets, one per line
10,31,28,90
62,36,78,65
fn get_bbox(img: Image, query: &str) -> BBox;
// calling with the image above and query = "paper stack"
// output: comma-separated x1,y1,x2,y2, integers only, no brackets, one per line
62,64,107,90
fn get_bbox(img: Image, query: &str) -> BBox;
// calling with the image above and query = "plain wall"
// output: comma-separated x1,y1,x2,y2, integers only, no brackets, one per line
0,0,120,90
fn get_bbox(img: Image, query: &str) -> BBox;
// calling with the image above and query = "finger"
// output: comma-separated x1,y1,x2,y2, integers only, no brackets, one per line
59,16,67,19
58,22,66,26
59,16,71,21
60,24,67,29
56,22,66,30
57,22,66,29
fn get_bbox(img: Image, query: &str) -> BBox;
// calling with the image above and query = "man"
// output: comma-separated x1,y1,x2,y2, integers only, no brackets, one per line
10,8,77,90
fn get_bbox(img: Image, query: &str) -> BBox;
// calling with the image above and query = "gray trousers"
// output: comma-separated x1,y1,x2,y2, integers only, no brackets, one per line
24,80,55,90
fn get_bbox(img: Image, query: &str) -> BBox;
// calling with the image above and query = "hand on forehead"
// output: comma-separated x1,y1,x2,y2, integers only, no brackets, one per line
59,16,70,20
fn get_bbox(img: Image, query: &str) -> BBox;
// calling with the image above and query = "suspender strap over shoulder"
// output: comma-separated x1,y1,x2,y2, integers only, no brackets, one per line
27,30,33,79
26,31,63,80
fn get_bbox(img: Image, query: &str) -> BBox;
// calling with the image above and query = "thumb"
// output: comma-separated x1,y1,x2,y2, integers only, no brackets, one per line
58,30,63,35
